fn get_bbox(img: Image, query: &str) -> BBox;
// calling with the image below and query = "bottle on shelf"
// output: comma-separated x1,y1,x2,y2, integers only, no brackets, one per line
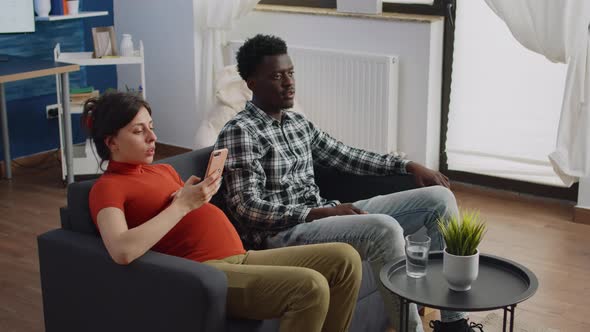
34,0,51,17
120,34,134,57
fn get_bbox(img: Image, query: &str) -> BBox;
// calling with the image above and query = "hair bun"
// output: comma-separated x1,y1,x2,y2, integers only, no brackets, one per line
82,98,98,131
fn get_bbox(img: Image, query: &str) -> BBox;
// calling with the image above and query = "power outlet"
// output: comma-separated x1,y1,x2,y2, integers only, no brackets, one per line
46,104,60,119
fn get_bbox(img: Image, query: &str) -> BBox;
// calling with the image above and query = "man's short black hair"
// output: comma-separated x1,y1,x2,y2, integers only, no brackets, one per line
236,34,288,81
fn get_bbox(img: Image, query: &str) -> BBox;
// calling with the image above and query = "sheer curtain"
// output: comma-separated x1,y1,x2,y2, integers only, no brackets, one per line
195,0,259,147
486,0,590,185
482,0,590,186
446,0,568,187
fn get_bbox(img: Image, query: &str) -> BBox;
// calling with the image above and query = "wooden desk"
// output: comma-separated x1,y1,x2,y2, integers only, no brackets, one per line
0,56,79,183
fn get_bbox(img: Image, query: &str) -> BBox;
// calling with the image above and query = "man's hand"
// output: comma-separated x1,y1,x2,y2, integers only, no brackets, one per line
306,203,367,222
406,161,450,188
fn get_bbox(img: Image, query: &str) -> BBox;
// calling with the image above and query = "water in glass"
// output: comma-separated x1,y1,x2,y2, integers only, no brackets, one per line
406,245,429,277
405,234,431,278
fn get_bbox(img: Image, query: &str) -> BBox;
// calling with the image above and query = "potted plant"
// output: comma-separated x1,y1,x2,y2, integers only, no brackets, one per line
437,210,487,291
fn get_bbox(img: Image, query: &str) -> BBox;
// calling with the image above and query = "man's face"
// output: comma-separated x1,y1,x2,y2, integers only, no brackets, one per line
247,54,295,111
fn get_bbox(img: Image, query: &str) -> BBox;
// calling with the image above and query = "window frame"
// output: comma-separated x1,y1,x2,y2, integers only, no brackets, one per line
260,0,449,16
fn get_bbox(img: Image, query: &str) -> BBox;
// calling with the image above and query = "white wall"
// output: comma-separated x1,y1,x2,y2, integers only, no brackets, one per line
114,0,201,148
228,11,444,168
579,178,590,208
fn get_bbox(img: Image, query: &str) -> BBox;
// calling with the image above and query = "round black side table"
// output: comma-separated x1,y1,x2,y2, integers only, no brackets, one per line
380,251,538,332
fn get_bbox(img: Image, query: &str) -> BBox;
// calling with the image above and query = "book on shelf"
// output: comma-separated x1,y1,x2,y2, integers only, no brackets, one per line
70,90,99,105
50,0,64,15
70,86,94,94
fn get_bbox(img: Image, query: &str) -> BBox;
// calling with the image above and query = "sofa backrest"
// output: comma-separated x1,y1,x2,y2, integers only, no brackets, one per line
62,146,218,234
62,179,99,234
155,146,213,181
157,146,227,210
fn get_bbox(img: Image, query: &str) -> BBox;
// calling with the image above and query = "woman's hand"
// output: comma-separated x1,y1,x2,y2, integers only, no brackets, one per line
171,173,223,214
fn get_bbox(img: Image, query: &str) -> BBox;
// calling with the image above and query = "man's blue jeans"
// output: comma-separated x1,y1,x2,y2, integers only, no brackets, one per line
266,186,466,332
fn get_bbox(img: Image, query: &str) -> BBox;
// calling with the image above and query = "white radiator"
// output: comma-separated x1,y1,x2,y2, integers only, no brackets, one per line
227,42,399,154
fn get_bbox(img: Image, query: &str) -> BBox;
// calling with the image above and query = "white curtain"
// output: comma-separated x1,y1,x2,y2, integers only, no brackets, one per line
195,0,259,147
447,0,567,187
484,0,590,186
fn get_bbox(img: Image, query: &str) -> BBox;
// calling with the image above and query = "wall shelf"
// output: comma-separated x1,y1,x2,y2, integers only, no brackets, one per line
53,42,146,180
35,11,108,22
57,52,144,66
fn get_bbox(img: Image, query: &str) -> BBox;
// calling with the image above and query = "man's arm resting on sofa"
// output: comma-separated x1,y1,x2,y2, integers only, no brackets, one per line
38,229,228,332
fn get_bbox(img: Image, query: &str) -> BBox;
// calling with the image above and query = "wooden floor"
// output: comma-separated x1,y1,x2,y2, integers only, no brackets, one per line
1,150,589,332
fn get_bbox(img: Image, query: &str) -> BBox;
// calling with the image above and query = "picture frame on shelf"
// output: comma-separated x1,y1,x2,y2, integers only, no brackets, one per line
91,26,118,58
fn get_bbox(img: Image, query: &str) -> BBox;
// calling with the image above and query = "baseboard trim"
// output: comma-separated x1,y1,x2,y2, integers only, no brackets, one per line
574,206,590,225
451,181,575,206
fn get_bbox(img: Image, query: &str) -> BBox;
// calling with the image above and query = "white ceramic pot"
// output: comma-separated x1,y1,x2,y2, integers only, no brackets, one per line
34,0,51,17
442,248,479,291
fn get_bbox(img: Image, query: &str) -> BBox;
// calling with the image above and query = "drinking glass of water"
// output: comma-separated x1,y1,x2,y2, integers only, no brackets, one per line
405,234,431,278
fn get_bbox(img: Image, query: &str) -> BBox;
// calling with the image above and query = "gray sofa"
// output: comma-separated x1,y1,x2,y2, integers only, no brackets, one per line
38,146,417,332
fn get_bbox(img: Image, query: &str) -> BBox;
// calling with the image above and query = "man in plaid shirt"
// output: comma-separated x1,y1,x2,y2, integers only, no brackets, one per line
215,35,480,332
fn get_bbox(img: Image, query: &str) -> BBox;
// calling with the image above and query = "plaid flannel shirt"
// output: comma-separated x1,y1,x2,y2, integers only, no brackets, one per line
215,101,410,248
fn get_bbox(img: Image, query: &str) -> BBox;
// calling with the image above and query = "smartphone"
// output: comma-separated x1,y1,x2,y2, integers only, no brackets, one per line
205,148,228,178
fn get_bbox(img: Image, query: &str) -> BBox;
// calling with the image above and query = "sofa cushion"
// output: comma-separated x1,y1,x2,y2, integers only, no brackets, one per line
358,260,379,300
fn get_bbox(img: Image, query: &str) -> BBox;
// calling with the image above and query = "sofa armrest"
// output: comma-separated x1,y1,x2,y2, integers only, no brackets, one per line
38,229,228,332
314,165,418,203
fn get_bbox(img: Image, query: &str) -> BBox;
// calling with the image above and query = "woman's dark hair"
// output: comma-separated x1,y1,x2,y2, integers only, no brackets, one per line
81,91,152,163
236,34,288,81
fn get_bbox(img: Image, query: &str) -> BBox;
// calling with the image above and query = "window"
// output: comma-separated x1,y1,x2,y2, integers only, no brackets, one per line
441,0,577,200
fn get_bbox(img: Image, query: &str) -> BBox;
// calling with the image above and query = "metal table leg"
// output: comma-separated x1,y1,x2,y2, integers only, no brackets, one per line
399,297,406,332
405,299,410,332
509,305,516,332
399,298,410,332
503,307,507,332
60,72,74,184
502,304,516,332
0,83,11,179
